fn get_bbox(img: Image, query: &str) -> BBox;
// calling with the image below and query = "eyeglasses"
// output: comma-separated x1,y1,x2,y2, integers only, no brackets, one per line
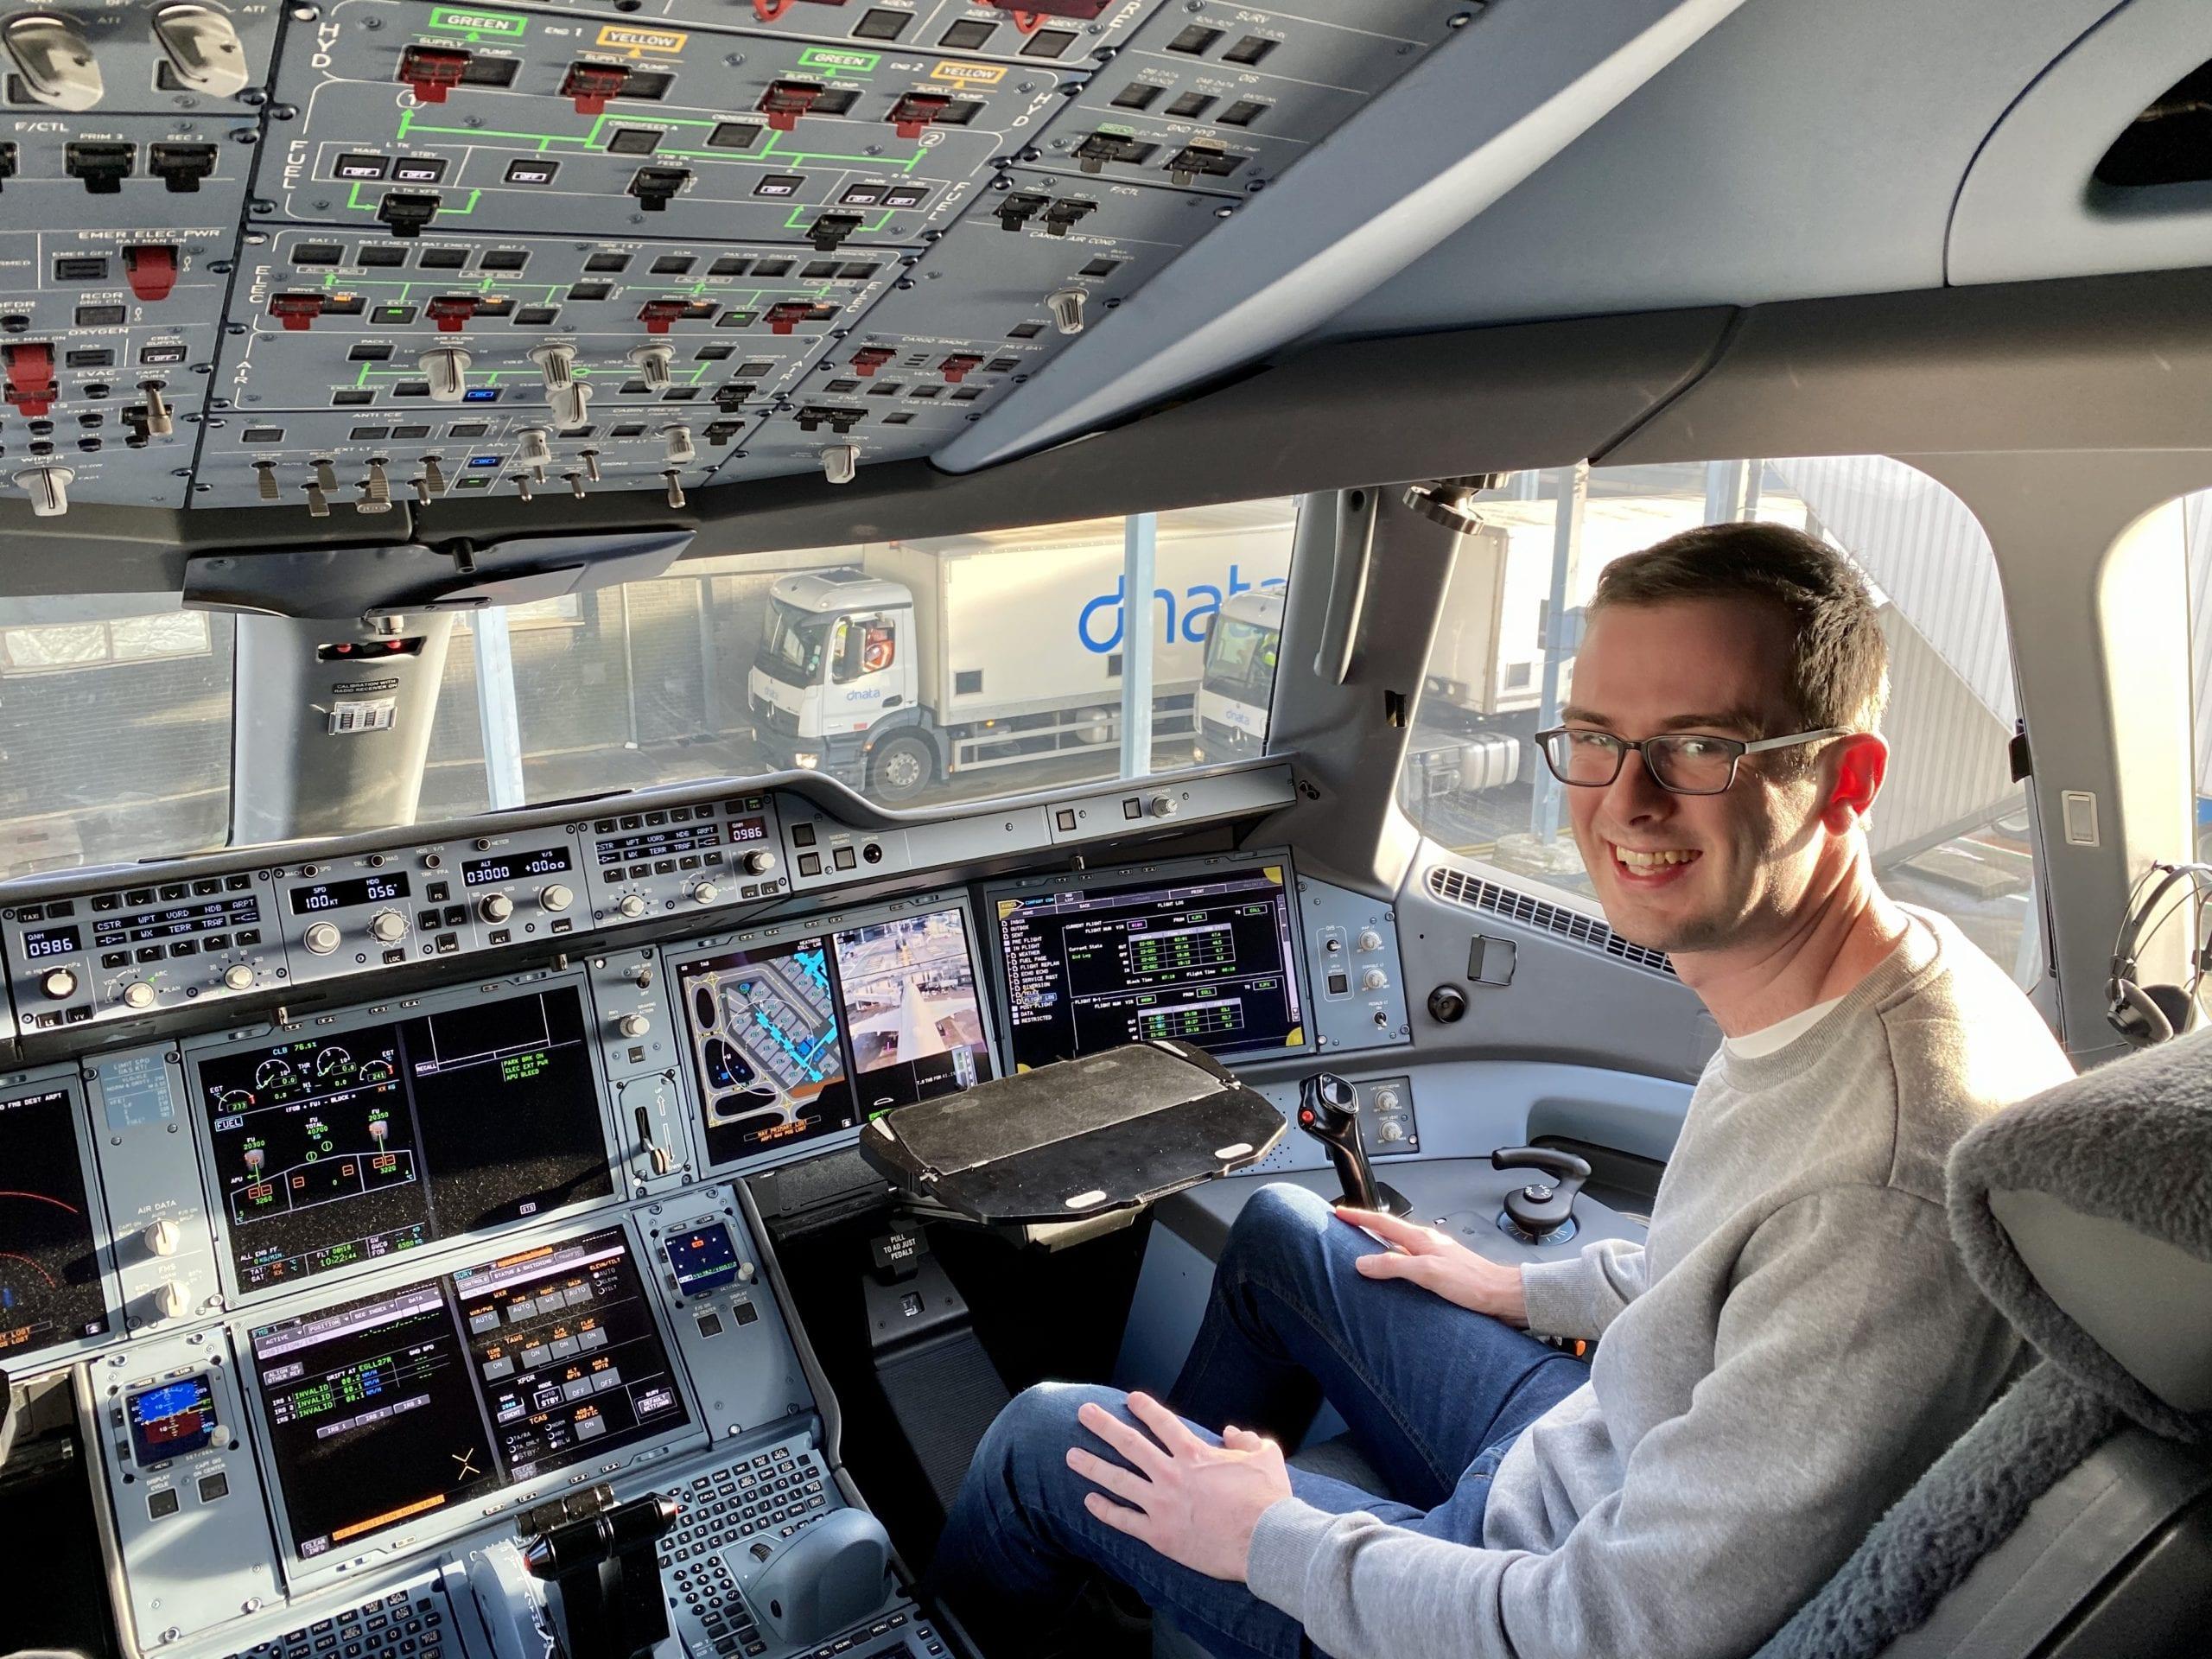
1533,726,1851,795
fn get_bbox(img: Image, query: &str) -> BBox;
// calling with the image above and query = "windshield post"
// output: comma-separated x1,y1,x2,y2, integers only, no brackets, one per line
1119,512,1157,779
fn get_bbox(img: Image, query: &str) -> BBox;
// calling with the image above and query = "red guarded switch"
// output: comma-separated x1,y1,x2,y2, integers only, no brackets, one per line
559,61,630,116
758,79,824,131
850,346,895,377
637,299,687,335
123,244,178,303
886,91,951,141
270,293,327,331
752,0,850,21
3,343,57,417
990,1,1111,21
764,301,813,336
397,45,471,105
426,295,479,334
938,353,983,385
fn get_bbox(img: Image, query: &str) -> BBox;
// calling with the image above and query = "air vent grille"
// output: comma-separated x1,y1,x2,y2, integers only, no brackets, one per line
1425,865,1676,979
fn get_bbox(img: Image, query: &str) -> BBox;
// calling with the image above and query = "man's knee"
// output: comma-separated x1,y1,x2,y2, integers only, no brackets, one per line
1221,1181,1339,1279
975,1381,1125,1498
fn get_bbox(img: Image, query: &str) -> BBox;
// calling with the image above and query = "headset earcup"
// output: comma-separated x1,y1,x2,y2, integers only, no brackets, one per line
2111,979,2177,1047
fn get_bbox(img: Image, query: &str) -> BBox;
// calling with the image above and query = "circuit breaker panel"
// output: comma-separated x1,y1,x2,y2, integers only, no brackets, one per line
0,0,1469,518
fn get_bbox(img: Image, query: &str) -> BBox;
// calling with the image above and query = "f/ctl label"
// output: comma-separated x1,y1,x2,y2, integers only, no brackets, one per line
426,8,527,38
596,25,686,54
797,47,880,73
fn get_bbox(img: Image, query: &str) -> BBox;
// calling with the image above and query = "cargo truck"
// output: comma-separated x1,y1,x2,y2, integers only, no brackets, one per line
747,505,1293,801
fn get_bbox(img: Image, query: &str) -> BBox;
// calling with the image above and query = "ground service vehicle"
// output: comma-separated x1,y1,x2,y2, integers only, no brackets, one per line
1,3,2209,1658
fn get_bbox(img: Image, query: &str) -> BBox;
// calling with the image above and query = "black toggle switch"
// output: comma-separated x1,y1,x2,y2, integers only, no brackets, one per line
377,190,442,238
627,167,690,212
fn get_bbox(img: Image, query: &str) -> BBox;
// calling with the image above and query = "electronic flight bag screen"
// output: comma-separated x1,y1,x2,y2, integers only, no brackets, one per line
246,1224,690,1562
193,986,613,1292
994,862,1308,1069
675,903,995,1168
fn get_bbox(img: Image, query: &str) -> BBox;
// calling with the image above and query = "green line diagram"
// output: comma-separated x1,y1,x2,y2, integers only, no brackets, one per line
390,105,931,173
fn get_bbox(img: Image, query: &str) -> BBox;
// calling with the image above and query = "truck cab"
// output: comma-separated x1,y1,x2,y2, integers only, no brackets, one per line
749,569,918,787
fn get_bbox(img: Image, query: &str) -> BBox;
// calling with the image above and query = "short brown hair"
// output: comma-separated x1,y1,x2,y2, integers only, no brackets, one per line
1587,521,1890,736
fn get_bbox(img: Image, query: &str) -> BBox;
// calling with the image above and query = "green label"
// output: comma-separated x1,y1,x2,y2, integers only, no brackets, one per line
797,46,880,73
426,7,528,37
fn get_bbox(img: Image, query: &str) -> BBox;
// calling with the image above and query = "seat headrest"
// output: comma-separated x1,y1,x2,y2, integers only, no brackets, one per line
1948,1027,2212,1443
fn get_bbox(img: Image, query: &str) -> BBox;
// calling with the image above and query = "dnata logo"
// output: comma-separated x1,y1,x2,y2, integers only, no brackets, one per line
1078,566,1284,654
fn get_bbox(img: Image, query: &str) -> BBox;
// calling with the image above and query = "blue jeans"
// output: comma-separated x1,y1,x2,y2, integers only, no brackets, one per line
932,1183,1588,1659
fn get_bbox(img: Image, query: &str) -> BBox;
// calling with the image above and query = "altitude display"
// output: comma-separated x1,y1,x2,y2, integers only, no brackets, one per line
248,1224,690,1561
995,865,1307,1069
0,1084,111,1358
675,903,995,1168
195,987,613,1291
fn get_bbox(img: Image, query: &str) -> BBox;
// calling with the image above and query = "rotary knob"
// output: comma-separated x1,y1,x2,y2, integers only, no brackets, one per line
1361,966,1389,991
367,909,406,944
1357,929,1383,951
223,963,255,992
40,967,78,1000
1148,794,1179,819
690,880,720,906
303,921,341,955
479,893,515,924
123,981,157,1011
1378,1120,1407,1144
154,1281,190,1321
741,850,778,877
736,1261,757,1285
540,883,574,913
1373,1088,1402,1114
616,893,648,919
616,1013,651,1039
143,1217,181,1257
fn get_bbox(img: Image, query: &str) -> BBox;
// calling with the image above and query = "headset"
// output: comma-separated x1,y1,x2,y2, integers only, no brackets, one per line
2107,860,2212,1046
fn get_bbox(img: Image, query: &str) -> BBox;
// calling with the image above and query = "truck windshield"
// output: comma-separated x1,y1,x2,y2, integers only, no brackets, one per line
1202,617,1281,702
761,601,833,685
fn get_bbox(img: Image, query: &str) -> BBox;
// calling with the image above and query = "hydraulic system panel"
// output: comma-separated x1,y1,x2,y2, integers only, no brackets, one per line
519,0,1155,67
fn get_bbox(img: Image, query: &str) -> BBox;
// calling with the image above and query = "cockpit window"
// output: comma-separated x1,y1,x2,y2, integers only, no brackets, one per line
2186,489,2211,867
0,598,234,879
416,500,1299,821
1398,460,2046,989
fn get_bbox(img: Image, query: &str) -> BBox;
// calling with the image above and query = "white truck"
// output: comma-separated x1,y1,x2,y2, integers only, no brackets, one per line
747,505,1293,800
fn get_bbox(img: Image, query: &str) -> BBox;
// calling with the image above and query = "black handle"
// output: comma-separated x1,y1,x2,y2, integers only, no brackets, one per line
1299,1072,1381,1211
1491,1146,1591,1236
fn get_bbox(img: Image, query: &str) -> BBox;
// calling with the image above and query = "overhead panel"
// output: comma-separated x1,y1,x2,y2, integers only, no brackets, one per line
0,1,280,117
518,0,1154,66
720,161,1215,482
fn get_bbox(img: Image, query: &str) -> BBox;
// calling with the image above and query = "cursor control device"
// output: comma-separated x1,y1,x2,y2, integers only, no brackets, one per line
1298,1072,1408,1216
1491,1147,1592,1245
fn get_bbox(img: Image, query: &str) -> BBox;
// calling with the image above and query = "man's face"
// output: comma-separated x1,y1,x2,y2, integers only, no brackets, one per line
1560,596,1831,956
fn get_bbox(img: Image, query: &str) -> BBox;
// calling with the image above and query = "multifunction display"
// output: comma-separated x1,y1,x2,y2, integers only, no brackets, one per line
194,987,613,1291
676,904,993,1168
995,865,1307,1069
289,873,410,916
247,1224,689,1561
0,1084,111,1357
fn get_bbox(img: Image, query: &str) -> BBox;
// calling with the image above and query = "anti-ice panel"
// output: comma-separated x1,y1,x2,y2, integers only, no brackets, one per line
1,108,258,231
1026,0,1461,195
228,227,900,416
521,0,1155,68
258,0,1072,245
194,402,749,512
0,0,280,117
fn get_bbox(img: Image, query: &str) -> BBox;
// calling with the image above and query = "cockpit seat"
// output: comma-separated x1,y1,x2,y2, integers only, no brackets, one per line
1156,1030,2212,1659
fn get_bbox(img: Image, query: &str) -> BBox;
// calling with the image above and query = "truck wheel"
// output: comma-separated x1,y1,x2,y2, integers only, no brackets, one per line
868,734,934,803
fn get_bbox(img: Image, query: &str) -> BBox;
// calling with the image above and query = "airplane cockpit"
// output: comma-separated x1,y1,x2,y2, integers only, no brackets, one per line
3,3,2210,1657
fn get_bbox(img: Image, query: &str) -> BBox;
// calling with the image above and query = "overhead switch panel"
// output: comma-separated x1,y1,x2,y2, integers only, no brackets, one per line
149,3,251,98
3,13,104,111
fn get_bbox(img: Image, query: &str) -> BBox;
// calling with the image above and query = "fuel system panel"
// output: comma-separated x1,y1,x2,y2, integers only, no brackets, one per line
257,0,1074,246
517,0,1151,68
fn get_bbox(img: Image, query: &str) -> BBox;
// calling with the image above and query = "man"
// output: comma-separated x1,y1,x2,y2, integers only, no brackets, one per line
932,522,2072,1659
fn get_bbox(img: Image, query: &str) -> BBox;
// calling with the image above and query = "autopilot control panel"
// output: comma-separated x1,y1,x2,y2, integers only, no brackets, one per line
0,763,1410,1659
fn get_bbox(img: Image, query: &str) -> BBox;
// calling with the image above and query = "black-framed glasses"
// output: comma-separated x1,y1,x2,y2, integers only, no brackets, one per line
1534,726,1851,796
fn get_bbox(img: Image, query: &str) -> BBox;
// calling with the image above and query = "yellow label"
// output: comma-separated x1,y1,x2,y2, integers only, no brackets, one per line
594,24,685,54
930,60,1007,86
997,899,1022,920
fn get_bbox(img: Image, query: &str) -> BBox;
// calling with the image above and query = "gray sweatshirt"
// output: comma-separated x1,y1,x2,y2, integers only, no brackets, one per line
1246,911,2073,1659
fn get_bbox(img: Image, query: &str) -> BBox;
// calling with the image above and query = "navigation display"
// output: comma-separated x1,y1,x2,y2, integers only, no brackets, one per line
0,1084,111,1358
994,863,1307,1069
248,1224,689,1561
194,986,613,1292
674,901,995,1168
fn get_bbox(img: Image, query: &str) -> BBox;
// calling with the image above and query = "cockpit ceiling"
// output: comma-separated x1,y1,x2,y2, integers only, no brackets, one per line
1,0,2206,550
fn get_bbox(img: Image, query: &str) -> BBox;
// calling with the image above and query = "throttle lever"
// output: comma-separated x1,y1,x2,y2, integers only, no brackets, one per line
1299,1073,1408,1216
1491,1146,1591,1240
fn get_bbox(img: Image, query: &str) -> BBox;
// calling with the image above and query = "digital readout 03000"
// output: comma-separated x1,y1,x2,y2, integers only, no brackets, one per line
462,847,574,887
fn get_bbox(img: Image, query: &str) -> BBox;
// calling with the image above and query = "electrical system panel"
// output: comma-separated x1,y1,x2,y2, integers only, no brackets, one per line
0,0,1466,517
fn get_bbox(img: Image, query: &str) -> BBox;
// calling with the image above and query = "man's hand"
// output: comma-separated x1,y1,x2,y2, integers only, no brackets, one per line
1066,1394,1293,1583
1339,1205,1530,1326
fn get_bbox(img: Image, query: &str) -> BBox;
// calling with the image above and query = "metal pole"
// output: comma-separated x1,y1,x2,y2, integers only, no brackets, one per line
472,607,526,809
1531,463,1588,842
1120,512,1157,778
619,585,640,751
1704,459,1751,524
696,575,722,736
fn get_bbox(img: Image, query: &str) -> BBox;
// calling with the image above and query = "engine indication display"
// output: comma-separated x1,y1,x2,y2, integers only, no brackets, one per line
289,874,410,916
0,1084,111,1358
194,985,613,1292
461,847,573,887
